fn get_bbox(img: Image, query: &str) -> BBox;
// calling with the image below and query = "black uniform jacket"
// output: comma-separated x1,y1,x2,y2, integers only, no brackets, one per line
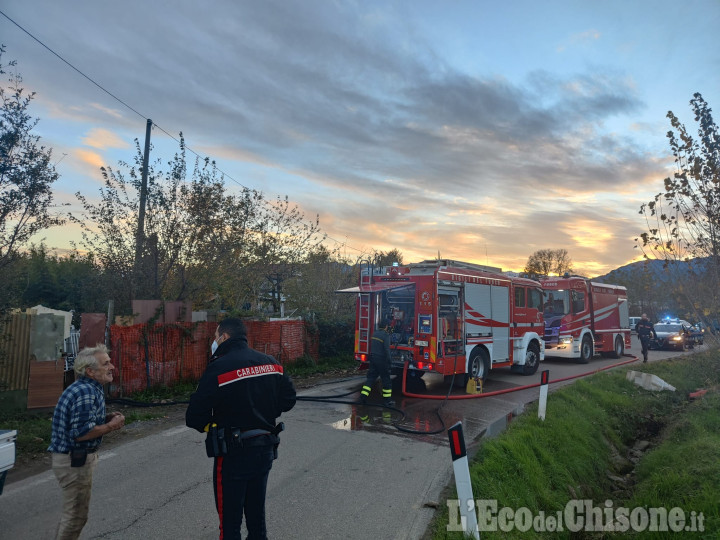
186,336,296,433
370,328,391,361
635,319,657,340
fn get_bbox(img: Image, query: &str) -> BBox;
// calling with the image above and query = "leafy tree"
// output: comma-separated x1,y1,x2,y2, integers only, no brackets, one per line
0,46,63,297
73,135,325,315
282,245,358,322
371,248,404,268
21,244,58,307
600,261,665,319
13,244,107,321
637,93,720,323
74,136,243,311
248,196,325,314
523,249,573,278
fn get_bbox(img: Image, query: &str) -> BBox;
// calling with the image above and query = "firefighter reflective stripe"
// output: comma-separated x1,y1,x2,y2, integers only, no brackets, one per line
382,388,392,398
361,385,372,397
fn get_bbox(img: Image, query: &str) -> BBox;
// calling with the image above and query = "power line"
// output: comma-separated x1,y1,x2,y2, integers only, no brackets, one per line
0,9,147,122
0,10,252,190
0,8,367,255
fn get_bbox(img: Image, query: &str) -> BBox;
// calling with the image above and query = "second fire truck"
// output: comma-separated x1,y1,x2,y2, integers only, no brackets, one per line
340,260,546,385
540,276,630,363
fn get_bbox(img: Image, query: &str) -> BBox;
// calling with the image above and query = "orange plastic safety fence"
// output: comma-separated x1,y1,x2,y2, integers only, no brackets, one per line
108,319,318,397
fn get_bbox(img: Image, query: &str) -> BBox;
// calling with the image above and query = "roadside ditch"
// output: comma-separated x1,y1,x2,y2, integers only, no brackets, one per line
427,349,720,539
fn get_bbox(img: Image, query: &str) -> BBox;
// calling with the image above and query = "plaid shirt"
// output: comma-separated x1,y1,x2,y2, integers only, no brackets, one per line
47,376,106,453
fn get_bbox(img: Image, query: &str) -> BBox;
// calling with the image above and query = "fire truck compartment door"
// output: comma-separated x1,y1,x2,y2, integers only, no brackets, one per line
465,283,509,362
490,286,509,361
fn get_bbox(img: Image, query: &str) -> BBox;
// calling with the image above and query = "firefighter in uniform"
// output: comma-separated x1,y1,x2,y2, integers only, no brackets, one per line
186,318,296,540
635,313,657,363
360,323,394,407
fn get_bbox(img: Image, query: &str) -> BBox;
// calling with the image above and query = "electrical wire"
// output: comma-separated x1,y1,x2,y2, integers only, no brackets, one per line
0,10,147,122
0,9,368,256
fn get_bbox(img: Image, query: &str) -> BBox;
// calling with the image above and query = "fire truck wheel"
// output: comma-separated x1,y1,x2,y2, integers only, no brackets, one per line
577,335,592,364
522,342,540,375
613,335,625,358
602,335,625,359
467,349,490,384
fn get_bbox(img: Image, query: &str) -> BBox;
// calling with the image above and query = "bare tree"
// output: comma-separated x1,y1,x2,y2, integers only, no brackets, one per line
523,249,573,278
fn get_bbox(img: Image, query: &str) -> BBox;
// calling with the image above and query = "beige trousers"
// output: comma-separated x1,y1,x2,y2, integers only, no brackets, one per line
52,452,99,540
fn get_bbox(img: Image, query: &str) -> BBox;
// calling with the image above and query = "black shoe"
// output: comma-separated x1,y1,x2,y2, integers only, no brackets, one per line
384,399,395,407
359,396,367,405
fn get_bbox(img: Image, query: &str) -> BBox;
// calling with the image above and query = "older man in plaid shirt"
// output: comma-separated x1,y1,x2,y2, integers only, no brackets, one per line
48,344,125,540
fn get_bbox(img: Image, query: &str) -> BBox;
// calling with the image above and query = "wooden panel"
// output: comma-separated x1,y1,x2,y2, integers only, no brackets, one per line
79,313,106,349
132,300,192,324
163,301,192,323
132,300,163,325
0,313,32,391
27,361,64,409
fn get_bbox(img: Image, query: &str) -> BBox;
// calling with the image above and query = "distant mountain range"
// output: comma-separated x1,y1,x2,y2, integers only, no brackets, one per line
594,258,710,284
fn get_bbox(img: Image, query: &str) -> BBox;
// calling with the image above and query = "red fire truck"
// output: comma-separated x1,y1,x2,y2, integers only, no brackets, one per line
540,276,630,363
339,260,546,385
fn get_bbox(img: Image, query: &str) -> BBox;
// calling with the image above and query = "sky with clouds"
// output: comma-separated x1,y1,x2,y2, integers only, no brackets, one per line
1,0,718,277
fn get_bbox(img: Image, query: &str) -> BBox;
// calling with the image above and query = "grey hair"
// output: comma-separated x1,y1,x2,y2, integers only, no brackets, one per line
74,344,109,376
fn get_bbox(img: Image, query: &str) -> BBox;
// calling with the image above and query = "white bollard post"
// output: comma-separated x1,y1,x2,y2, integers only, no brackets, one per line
538,369,549,421
447,421,480,539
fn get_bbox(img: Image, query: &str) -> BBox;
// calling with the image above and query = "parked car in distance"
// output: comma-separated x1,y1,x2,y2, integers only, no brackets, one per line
629,317,641,333
659,318,706,345
650,323,692,351
658,317,691,327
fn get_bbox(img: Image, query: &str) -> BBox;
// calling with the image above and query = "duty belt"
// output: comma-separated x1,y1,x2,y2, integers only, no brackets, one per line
230,422,284,440
233,428,272,440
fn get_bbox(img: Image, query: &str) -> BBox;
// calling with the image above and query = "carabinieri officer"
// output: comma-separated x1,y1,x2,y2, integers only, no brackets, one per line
186,318,296,539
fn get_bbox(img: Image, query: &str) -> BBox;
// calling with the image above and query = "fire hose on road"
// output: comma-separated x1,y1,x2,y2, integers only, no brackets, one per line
400,354,640,400
108,355,640,436
297,354,639,435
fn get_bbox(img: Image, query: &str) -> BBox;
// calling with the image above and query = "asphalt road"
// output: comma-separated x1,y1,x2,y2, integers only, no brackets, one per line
0,335,699,539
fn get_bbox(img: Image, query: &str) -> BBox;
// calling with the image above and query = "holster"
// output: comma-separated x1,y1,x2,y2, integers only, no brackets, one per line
222,423,285,459
272,422,284,460
70,447,88,467
205,425,228,458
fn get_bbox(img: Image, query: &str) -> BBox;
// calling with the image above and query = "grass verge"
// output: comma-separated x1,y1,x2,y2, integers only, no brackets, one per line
429,350,720,539
284,354,356,378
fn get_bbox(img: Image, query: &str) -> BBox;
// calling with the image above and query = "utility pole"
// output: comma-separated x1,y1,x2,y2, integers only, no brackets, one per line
133,119,152,295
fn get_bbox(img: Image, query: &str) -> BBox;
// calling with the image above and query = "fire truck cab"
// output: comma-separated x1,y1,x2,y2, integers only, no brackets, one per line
540,276,630,363
340,260,546,385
